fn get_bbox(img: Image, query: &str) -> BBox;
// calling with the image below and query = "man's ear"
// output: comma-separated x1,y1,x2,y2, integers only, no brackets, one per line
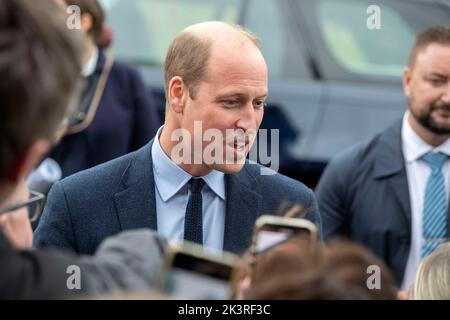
168,76,187,114
403,67,412,97
80,13,93,34
7,139,50,184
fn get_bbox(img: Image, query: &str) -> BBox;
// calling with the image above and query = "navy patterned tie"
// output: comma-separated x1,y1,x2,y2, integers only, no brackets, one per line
421,151,448,258
184,178,205,244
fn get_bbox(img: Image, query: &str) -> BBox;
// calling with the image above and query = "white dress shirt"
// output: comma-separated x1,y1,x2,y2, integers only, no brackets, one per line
151,127,226,254
81,46,99,77
401,111,450,290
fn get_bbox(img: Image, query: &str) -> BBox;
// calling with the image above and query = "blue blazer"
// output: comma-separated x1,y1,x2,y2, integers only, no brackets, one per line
316,119,450,285
34,140,321,255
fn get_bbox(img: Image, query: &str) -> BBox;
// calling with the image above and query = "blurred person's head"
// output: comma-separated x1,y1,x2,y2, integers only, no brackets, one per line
403,26,450,147
0,0,83,202
62,0,104,47
160,21,268,177
239,237,397,300
411,242,450,300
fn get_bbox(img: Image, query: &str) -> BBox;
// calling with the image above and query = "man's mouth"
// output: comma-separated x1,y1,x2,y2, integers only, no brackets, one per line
432,108,450,119
233,140,248,150
431,103,450,113
228,137,250,149
225,137,251,160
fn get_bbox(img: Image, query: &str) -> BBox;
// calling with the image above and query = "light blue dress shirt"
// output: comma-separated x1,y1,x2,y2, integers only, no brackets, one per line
151,128,226,253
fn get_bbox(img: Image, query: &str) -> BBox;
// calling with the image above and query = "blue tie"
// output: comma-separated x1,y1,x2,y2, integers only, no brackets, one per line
184,178,205,245
421,152,448,258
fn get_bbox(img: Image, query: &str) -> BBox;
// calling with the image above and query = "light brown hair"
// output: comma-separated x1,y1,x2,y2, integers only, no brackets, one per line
163,23,259,101
243,237,397,300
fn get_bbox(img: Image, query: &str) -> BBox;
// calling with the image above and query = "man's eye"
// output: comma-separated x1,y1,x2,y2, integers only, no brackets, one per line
429,79,446,86
223,100,239,108
253,100,266,109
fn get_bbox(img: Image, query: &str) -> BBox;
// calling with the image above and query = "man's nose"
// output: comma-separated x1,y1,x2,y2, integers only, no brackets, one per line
442,83,450,104
236,102,258,130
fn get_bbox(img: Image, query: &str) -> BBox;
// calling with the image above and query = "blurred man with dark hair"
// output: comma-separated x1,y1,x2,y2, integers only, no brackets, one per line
317,26,450,290
0,0,165,299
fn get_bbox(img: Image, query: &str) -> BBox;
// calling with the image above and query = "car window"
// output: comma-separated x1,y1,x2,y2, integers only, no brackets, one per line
244,0,311,80
317,0,412,78
297,0,450,82
101,0,241,67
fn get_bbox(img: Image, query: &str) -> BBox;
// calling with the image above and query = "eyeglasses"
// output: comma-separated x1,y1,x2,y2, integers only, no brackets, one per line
0,190,45,225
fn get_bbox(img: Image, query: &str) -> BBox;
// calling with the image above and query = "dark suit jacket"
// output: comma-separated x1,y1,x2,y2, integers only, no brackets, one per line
0,230,88,299
34,140,321,255
50,49,161,178
1,228,167,298
316,118,450,286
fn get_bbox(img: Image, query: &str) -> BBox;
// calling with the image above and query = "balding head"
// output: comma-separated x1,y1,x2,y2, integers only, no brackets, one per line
163,21,260,101
183,21,259,48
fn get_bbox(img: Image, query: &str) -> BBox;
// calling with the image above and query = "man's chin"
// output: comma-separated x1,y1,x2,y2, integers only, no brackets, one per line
212,161,246,174
428,113,450,134
413,110,450,135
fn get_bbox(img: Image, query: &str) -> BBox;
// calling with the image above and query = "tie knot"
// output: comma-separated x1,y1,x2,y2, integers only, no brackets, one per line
422,152,448,170
189,178,205,193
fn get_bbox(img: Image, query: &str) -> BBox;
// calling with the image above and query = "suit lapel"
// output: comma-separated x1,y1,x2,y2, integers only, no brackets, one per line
114,140,157,231
223,167,263,253
373,119,412,229
388,169,411,227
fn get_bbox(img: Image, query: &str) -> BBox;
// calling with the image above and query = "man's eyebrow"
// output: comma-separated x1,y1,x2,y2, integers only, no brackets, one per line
215,93,242,99
215,92,268,99
428,72,447,78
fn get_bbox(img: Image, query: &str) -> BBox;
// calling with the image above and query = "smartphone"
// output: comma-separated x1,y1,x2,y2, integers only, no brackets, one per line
156,242,238,300
251,215,318,255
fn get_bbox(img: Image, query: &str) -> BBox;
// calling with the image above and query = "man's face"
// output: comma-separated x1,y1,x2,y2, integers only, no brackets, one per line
180,43,268,174
404,43,450,134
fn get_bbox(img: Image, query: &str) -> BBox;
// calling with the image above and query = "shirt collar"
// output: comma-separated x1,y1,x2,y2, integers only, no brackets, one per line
151,126,225,202
82,46,99,77
202,170,226,201
402,111,450,163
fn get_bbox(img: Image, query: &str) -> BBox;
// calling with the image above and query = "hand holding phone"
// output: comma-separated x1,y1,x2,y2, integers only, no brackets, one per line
251,215,318,255
156,242,238,299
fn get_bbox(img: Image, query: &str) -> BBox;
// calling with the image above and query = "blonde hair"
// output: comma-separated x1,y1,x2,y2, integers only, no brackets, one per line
412,242,450,300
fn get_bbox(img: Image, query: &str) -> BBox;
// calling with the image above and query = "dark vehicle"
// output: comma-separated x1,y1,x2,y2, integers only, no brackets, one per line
101,0,450,187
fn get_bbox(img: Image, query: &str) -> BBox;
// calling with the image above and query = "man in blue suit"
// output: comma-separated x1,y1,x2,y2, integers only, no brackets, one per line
316,26,450,290
35,21,321,255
